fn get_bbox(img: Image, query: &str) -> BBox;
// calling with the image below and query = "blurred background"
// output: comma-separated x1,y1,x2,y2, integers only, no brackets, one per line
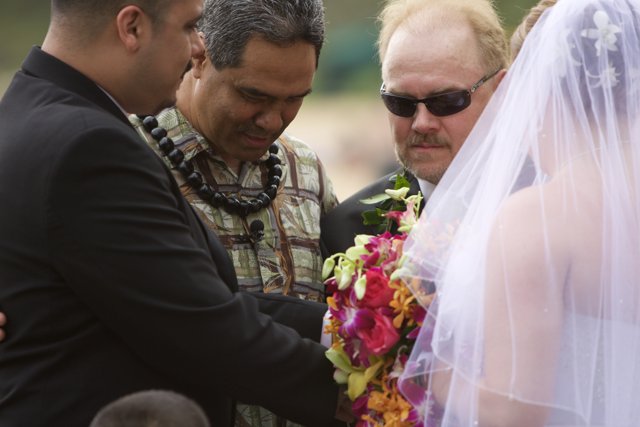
0,0,537,200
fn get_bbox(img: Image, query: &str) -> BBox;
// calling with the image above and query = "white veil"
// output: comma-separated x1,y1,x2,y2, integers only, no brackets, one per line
397,0,640,425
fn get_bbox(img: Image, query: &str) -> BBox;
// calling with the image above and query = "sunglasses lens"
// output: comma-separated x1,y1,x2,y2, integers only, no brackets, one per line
428,91,471,116
381,93,416,117
381,90,471,117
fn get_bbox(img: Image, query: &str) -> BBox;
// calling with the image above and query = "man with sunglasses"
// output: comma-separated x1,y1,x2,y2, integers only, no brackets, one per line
320,0,508,256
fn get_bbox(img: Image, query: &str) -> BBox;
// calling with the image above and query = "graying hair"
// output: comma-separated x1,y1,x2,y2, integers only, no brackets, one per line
199,0,325,70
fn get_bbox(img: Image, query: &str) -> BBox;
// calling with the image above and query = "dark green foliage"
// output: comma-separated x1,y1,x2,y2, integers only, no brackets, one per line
361,172,413,233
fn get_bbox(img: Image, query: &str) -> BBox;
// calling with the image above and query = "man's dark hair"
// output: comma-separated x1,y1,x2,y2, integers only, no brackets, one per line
50,0,172,37
198,0,325,70
89,390,211,427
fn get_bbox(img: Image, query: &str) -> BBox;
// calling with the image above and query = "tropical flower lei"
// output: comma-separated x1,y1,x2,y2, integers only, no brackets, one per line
323,174,434,426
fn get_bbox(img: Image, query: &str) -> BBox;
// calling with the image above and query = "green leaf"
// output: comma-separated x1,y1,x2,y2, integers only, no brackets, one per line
362,210,382,225
359,193,391,205
394,173,411,189
359,171,414,232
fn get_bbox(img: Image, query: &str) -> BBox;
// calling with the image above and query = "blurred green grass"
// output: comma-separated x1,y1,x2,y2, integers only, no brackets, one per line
0,0,538,98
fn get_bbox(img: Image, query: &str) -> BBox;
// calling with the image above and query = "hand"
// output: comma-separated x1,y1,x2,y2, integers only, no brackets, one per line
0,311,6,342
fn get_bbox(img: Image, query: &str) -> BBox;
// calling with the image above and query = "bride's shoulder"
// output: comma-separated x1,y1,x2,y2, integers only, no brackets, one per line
496,182,566,227
484,183,571,287
490,182,570,260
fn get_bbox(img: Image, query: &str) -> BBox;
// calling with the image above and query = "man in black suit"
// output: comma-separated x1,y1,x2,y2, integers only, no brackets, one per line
321,0,509,257
0,1,346,426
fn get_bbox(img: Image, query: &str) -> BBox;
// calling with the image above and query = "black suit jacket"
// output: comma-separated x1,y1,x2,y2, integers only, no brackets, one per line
0,47,342,427
320,170,422,257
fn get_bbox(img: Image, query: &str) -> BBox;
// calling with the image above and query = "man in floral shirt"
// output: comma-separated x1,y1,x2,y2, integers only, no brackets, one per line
129,0,337,303
132,108,336,303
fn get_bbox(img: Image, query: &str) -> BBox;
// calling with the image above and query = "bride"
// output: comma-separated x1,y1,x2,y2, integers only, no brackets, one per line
397,0,640,426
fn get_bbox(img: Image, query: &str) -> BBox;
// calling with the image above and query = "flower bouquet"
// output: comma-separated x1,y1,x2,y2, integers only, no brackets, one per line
323,178,435,426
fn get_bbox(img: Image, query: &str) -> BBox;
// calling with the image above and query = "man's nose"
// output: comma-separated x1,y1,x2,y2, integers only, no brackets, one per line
411,103,441,134
254,108,284,133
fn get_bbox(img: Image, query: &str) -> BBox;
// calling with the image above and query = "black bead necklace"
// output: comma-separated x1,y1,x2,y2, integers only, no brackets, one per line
140,115,282,218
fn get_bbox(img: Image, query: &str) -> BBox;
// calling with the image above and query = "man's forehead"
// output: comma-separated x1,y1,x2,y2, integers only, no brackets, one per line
223,46,315,99
384,14,479,64
381,24,484,93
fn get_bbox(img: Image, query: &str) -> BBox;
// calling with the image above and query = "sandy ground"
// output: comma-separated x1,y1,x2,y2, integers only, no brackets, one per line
286,95,398,202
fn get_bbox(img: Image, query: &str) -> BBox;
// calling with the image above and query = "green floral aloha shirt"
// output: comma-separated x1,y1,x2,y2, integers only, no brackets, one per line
131,108,337,302
131,108,337,427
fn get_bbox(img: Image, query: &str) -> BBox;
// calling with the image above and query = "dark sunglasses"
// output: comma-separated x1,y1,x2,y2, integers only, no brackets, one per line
380,69,501,118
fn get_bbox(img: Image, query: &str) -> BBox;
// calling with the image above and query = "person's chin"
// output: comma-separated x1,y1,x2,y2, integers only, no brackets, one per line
414,164,444,184
401,155,440,182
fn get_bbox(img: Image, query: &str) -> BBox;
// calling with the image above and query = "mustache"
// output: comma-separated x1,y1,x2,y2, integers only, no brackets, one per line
407,134,449,147
238,125,278,140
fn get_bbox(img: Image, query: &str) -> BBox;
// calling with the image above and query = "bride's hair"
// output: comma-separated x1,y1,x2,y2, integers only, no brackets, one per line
513,0,638,121
510,0,558,61
564,2,638,119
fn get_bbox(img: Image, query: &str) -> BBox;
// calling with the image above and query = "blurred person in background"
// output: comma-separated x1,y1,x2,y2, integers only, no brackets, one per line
90,390,211,427
320,0,508,256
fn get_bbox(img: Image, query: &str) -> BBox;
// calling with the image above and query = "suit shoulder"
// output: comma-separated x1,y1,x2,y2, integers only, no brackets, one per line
6,80,133,150
320,172,401,256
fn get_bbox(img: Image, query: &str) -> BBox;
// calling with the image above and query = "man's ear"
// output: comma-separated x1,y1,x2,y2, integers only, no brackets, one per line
115,5,147,52
191,33,208,79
